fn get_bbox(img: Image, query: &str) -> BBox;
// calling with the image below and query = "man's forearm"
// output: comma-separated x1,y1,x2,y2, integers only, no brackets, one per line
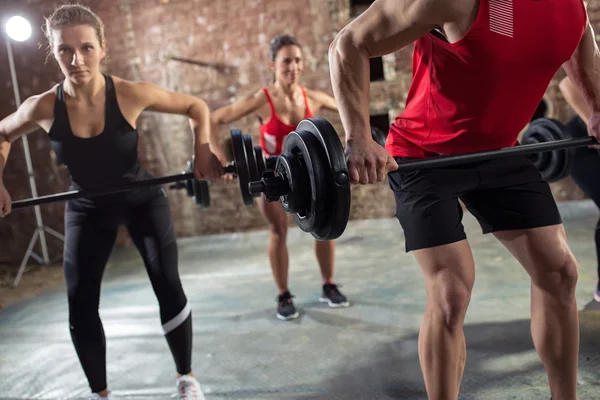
329,33,372,142
560,77,592,124
564,25,600,113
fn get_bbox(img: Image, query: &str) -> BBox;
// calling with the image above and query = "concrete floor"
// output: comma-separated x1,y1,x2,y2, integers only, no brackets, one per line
1,201,600,400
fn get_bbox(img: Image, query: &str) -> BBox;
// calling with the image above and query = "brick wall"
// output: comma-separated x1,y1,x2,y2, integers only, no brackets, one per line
0,0,594,265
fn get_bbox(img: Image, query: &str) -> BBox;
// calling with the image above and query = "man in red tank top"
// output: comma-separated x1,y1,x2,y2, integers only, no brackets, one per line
329,0,595,399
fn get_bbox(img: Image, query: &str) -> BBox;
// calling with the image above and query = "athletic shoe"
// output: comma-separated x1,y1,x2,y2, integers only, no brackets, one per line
177,375,206,400
89,393,113,400
319,284,350,308
276,291,299,320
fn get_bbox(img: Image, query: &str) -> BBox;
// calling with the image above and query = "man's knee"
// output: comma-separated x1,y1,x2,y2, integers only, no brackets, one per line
428,269,473,331
533,250,578,303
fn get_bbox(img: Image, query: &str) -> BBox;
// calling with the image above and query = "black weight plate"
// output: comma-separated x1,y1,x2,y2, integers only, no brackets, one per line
193,179,210,208
546,145,565,182
371,126,388,147
522,118,569,182
275,152,311,214
547,118,569,140
266,156,277,171
524,137,542,166
230,129,254,206
254,146,267,177
296,118,350,240
542,118,573,182
523,133,552,173
243,134,260,182
281,130,329,236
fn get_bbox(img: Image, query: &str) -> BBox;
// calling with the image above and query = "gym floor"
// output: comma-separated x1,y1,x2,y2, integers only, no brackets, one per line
1,201,600,400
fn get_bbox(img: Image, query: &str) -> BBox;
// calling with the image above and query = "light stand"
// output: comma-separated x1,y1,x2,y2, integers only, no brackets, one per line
4,16,64,287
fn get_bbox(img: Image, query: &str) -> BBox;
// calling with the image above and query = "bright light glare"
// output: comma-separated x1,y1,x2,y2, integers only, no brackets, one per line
6,16,31,42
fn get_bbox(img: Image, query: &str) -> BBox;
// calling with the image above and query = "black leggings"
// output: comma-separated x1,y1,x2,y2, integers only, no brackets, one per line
63,189,192,393
566,116,600,280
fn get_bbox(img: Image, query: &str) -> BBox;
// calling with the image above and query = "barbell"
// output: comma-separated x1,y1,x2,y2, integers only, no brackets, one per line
10,116,596,242
245,117,597,241
10,129,260,211
9,120,378,212
367,118,589,184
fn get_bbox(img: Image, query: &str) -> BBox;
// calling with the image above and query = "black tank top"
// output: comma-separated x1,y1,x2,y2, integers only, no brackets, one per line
49,75,152,198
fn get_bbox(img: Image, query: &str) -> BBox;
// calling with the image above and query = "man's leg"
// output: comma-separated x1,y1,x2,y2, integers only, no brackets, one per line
495,225,579,400
569,149,600,302
413,240,475,400
388,161,479,400
460,154,578,400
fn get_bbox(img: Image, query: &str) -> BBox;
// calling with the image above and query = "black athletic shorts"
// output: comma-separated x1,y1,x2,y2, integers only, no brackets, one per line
388,154,562,252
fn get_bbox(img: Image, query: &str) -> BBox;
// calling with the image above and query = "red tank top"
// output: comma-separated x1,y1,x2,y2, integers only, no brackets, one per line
259,87,313,156
386,0,587,158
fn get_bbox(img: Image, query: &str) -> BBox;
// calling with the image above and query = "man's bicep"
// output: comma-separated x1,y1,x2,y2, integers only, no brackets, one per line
342,0,445,58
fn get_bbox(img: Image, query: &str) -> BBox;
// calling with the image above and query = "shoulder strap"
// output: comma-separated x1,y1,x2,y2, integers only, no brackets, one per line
262,88,277,116
103,74,134,130
48,82,69,138
300,86,311,117
104,74,116,115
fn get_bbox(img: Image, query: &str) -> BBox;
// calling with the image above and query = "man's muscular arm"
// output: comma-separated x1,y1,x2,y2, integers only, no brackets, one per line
328,0,463,183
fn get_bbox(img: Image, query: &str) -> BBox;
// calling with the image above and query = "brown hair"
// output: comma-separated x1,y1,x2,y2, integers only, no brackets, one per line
43,4,105,52
269,34,302,61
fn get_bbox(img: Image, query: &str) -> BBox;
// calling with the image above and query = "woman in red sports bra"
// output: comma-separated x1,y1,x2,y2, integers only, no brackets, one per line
210,34,349,321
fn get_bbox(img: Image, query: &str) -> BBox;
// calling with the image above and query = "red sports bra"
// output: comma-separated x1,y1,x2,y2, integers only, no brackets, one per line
259,87,312,156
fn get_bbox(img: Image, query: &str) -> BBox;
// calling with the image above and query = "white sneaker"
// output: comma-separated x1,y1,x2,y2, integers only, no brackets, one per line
176,375,206,400
89,393,113,400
